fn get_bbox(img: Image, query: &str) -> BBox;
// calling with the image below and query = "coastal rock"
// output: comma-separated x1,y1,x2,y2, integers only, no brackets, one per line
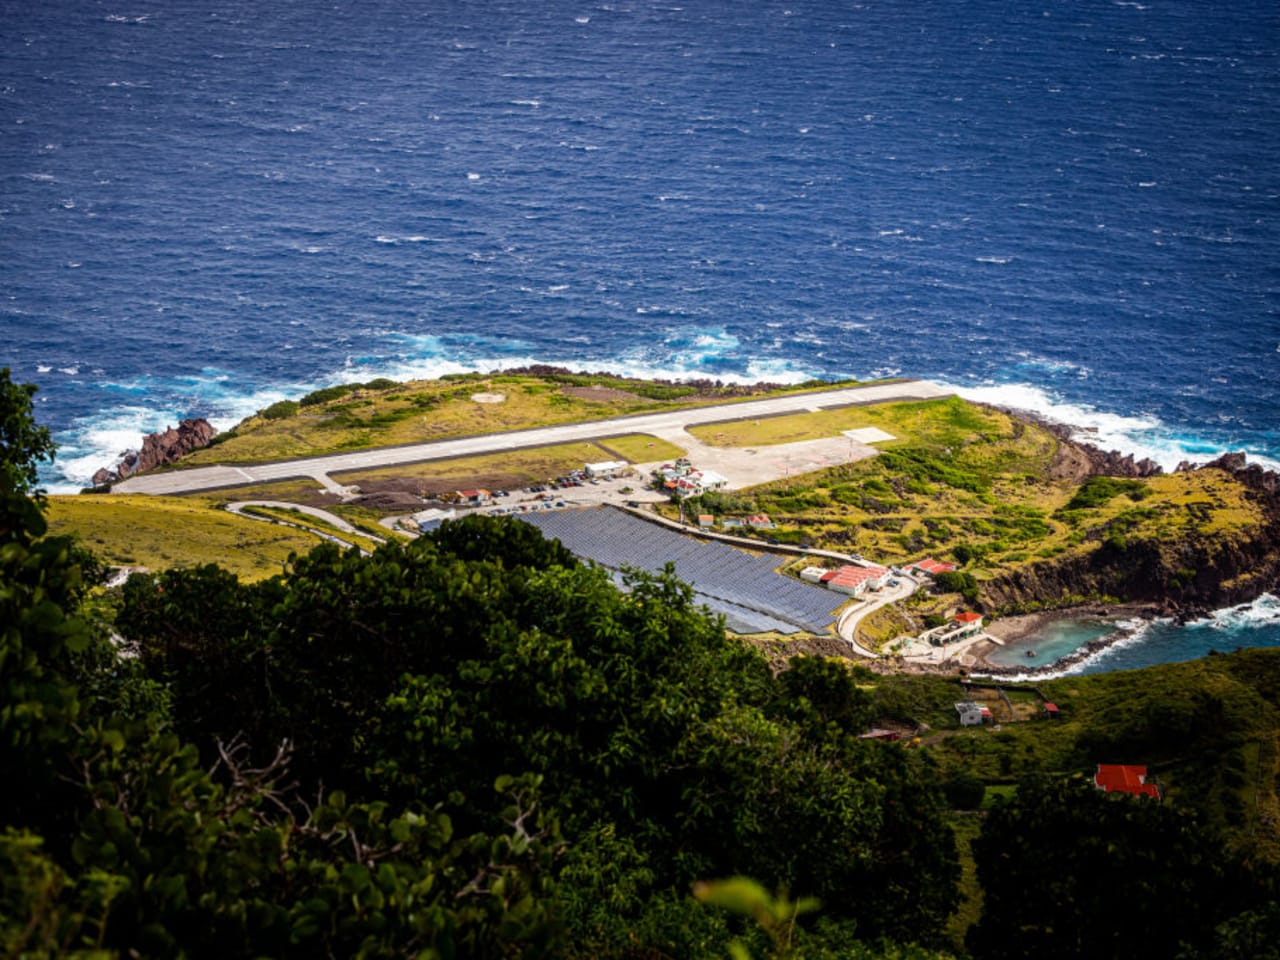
93,418,217,485
992,407,1164,483
980,460,1280,620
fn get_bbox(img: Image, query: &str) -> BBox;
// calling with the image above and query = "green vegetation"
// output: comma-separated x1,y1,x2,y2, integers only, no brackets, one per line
1064,475,1149,509
598,432,686,463
44,494,324,580
5,367,1280,958
675,397,1266,612
258,399,299,420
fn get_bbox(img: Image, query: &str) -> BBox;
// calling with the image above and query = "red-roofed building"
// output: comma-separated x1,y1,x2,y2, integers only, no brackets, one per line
912,557,958,577
823,564,890,596
951,611,985,636
1043,702,1061,719
746,514,774,528
1094,764,1161,799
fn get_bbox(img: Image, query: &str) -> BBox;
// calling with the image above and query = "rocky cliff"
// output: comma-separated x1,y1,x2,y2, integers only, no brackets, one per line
92,418,217,486
982,454,1280,618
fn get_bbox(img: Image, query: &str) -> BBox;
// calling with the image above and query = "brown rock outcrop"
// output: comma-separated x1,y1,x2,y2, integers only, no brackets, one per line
92,418,217,486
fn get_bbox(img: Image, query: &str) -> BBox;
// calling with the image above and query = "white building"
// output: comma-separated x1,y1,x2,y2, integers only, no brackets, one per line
955,701,991,727
697,468,729,492
585,460,629,478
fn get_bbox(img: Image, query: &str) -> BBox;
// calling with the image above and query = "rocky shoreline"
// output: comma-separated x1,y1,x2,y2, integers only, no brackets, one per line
92,418,217,487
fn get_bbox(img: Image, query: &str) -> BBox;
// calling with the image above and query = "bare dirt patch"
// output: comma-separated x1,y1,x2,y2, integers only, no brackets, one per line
561,385,647,403
350,470,529,502
470,392,507,404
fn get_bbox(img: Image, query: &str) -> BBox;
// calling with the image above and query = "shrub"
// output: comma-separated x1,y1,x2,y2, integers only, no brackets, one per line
300,384,359,407
260,400,300,421
1065,477,1149,510
942,772,986,810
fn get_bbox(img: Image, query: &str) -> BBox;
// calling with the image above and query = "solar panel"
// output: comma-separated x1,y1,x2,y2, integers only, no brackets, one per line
517,507,838,634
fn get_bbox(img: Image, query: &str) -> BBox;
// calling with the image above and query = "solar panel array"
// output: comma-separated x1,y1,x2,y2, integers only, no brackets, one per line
518,507,839,634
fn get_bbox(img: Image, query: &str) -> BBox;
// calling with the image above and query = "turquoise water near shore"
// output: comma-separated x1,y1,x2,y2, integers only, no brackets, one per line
981,594,1280,678
984,618,1119,670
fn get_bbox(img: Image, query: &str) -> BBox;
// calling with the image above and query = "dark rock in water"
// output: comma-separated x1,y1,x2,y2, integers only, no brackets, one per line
93,418,217,485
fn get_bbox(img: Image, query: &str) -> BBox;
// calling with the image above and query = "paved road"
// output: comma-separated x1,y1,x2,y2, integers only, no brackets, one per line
113,380,952,497
836,576,921,658
225,500,385,554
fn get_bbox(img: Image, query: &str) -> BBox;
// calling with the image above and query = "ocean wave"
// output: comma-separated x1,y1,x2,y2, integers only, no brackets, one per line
944,379,1280,472
976,594,1280,680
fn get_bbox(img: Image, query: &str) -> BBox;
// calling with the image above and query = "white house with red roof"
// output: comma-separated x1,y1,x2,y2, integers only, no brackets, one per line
821,564,890,596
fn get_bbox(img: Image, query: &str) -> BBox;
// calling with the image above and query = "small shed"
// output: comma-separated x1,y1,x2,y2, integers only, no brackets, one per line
697,514,714,528
799,566,829,584
1043,702,1061,719
859,728,902,742
955,701,988,727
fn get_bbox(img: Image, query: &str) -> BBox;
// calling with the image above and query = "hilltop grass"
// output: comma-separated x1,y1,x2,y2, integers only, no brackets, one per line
178,373,869,468
595,433,686,463
676,397,1263,576
45,495,325,581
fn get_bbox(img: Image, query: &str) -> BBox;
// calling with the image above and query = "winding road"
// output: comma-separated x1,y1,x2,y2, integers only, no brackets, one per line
225,500,386,555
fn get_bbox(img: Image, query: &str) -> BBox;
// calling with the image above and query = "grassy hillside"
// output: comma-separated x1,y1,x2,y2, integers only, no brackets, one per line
675,396,1267,605
45,494,325,580
853,648,1280,947
865,650,1280,855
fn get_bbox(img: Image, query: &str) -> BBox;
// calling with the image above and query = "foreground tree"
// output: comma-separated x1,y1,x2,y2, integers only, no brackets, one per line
1,377,564,958
4,373,963,957
968,775,1269,960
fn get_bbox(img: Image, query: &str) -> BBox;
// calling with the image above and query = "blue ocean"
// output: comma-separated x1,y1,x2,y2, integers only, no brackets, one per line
3,0,1278,670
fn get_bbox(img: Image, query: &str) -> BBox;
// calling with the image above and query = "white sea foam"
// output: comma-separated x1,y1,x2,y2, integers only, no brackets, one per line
37,365,52,373
943,379,1280,472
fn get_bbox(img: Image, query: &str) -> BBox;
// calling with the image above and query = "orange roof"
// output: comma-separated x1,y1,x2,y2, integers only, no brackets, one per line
954,612,983,623
826,565,888,586
915,558,958,575
1095,764,1160,799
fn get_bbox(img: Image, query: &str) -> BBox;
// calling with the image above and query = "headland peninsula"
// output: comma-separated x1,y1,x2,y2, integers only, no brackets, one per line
60,368,1280,677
